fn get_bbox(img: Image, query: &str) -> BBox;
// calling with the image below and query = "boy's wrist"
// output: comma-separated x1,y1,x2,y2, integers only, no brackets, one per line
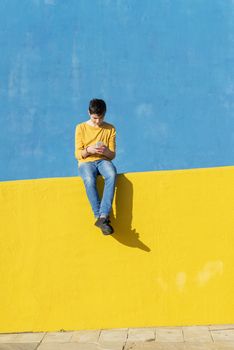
81,147,90,159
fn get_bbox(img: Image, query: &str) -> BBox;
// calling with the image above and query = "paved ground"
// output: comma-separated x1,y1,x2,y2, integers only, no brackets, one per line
0,325,234,350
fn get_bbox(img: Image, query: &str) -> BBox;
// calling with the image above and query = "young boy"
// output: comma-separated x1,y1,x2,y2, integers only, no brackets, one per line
75,99,117,235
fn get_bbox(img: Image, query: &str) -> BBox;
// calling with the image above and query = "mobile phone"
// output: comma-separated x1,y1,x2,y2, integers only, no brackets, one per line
96,141,104,147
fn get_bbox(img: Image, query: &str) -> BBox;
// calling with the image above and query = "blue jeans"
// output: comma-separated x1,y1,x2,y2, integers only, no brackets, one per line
78,160,117,219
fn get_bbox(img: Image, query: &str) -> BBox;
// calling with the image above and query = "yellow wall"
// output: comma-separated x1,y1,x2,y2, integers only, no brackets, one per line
0,166,234,333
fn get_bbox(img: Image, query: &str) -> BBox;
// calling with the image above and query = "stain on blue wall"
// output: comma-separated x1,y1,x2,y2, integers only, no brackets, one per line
0,0,234,181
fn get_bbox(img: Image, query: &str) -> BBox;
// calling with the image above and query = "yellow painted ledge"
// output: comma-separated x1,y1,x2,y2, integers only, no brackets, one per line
0,166,234,332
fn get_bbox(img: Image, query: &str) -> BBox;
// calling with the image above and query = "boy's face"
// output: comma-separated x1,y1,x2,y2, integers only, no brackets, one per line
89,112,105,127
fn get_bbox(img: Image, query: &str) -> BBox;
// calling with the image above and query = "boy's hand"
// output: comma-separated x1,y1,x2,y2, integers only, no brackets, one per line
86,144,109,155
86,145,99,155
95,145,109,155
86,144,115,159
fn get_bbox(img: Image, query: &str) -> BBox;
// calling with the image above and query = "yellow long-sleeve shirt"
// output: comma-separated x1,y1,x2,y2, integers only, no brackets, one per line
75,121,116,163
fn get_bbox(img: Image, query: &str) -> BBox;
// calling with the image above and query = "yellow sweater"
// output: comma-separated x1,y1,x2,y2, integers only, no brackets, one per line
75,121,116,162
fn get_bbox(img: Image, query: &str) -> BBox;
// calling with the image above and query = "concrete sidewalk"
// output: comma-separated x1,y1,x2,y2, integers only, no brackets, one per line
0,325,234,350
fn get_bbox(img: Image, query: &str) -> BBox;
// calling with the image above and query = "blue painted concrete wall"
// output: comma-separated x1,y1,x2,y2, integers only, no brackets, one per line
0,0,234,181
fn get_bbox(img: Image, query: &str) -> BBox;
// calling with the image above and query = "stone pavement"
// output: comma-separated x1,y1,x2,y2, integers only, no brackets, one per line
0,325,234,350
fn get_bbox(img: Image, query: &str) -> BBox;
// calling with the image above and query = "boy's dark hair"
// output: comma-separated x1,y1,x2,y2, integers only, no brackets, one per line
89,99,106,116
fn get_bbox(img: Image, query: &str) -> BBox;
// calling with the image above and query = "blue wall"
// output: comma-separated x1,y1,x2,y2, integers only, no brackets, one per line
0,0,234,181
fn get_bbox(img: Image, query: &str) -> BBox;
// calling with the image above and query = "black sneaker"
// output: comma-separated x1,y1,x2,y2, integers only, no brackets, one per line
95,217,114,235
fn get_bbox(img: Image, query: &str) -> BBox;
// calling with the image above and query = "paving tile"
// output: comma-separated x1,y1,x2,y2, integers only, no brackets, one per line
183,326,213,342
38,342,98,350
211,329,234,342
42,331,73,343
13,332,46,343
98,341,125,350
156,328,183,342
0,344,38,350
124,342,186,350
71,329,100,343
99,329,128,342
180,343,217,350
209,325,234,331
214,342,234,349
127,328,155,342
0,334,18,343
124,342,217,349
74,344,99,350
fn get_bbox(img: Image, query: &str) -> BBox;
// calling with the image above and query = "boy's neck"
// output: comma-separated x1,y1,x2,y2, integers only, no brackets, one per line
86,120,104,128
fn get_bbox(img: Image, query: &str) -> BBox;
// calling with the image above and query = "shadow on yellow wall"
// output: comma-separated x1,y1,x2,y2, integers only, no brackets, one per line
98,174,151,252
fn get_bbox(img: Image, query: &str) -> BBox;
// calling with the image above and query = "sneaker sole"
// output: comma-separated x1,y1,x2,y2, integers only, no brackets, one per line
102,228,114,235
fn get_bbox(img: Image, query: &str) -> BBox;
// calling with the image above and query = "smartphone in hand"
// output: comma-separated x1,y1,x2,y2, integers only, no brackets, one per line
96,141,104,148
